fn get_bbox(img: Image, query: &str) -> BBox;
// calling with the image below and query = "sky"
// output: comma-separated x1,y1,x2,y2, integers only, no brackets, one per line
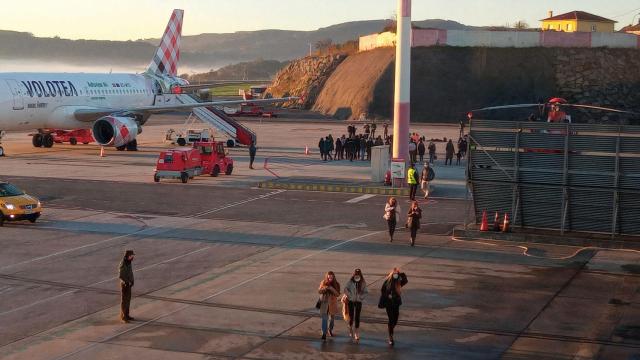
2,0,640,40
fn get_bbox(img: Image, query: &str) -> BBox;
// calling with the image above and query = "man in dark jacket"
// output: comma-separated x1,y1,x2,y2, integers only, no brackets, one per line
417,140,426,163
118,249,135,323
249,141,257,169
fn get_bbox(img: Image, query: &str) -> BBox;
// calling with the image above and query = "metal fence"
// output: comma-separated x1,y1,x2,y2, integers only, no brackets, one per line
468,119,640,237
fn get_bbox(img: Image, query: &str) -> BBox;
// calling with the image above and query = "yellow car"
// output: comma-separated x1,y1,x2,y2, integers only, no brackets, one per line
0,182,42,226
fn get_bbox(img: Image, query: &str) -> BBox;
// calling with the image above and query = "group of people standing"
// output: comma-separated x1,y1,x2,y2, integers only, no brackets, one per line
317,267,408,346
319,132,387,162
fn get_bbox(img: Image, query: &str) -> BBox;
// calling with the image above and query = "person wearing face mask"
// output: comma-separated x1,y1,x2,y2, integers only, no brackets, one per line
318,271,341,341
380,267,408,346
343,268,368,342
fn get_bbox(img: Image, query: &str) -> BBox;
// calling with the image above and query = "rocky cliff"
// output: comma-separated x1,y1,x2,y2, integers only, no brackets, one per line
267,55,345,108
271,46,640,123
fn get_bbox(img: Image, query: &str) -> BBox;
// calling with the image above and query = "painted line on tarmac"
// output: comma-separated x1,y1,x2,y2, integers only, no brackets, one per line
53,230,383,360
345,194,376,203
0,246,211,317
189,189,286,218
0,189,285,272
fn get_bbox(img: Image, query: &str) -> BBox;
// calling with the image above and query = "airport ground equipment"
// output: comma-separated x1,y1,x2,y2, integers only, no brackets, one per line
51,129,94,145
175,94,257,147
154,140,233,183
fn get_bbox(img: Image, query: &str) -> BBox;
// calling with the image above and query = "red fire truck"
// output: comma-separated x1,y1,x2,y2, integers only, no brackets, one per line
154,141,234,183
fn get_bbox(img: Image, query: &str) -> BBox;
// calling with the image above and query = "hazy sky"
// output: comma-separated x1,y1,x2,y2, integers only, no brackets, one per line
3,0,639,40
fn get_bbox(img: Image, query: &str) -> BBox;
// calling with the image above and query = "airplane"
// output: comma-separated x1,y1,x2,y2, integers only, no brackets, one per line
0,9,296,156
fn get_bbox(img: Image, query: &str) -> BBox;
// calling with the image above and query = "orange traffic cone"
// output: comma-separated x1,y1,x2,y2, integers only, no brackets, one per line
304,146,309,155
502,213,510,233
492,211,501,231
479,210,488,231
100,146,105,157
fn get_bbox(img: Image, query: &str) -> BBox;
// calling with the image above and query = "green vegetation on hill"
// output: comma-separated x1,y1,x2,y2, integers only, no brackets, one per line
184,59,288,82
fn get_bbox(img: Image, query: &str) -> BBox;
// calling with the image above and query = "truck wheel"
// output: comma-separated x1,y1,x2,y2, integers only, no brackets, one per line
82,142,90,145
180,172,189,183
154,174,160,183
177,138,186,146
211,165,220,177
225,164,233,175
69,137,78,145
43,134,54,148
226,139,235,148
32,134,43,147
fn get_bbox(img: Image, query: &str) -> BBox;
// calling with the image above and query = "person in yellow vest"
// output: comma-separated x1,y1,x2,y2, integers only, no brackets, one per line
407,163,418,200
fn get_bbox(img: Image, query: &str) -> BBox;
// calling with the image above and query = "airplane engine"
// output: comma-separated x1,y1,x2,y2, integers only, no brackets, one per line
92,116,140,148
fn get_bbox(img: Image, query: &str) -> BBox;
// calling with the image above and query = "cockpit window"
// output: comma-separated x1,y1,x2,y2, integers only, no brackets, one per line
0,183,25,197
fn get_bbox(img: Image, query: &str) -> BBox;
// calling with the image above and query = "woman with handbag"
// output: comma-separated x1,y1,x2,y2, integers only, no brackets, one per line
406,201,422,246
379,267,408,346
383,197,400,242
317,271,340,341
343,268,368,342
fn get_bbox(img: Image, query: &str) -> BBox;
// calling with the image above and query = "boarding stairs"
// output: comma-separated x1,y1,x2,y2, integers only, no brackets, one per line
175,94,257,146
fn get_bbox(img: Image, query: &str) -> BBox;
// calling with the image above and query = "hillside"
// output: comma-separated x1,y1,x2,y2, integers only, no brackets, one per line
0,19,471,70
185,59,288,82
300,47,640,122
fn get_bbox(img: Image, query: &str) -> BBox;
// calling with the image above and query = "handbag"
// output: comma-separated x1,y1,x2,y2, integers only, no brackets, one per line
315,299,321,309
377,293,387,309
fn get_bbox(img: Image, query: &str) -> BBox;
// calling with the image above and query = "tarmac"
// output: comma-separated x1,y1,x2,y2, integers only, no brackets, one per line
0,114,639,359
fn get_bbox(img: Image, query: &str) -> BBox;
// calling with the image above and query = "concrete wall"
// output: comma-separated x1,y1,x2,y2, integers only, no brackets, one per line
446,30,539,47
591,32,638,48
360,29,640,51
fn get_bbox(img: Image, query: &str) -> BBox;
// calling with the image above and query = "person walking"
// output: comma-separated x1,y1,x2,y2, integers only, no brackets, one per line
459,119,465,138
335,136,342,160
445,139,455,166
318,137,326,161
344,268,368,342
318,271,340,341
359,136,366,161
420,163,431,199
118,249,135,323
380,267,408,346
407,201,422,246
428,141,436,164
417,139,426,163
383,123,389,140
384,197,400,242
407,163,418,201
370,123,377,139
249,141,257,169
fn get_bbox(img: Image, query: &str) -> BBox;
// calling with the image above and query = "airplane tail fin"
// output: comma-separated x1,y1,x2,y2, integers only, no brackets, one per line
146,9,183,77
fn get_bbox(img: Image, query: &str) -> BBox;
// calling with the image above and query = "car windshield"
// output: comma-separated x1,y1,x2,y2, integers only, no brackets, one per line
0,183,25,197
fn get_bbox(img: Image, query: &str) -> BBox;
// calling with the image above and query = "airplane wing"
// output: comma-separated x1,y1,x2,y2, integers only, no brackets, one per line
180,80,271,92
73,96,299,122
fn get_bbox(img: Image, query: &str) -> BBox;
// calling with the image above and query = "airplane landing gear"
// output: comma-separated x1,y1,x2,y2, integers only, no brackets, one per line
116,140,138,151
32,133,54,148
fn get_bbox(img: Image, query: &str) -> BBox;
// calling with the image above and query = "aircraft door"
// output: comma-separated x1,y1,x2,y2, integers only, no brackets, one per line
5,79,24,110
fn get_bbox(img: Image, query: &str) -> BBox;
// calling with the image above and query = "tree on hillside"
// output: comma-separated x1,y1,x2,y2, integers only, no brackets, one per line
315,38,333,54
514,20,530,30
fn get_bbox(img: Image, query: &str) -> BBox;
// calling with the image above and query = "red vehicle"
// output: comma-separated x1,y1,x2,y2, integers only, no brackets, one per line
154,140,233,183
31,129,94,147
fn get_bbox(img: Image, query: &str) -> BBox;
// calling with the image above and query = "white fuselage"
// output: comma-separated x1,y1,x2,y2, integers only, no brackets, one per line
0,73,156,131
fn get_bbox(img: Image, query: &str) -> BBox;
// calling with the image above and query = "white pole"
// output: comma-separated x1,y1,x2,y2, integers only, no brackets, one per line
392,0,411,167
